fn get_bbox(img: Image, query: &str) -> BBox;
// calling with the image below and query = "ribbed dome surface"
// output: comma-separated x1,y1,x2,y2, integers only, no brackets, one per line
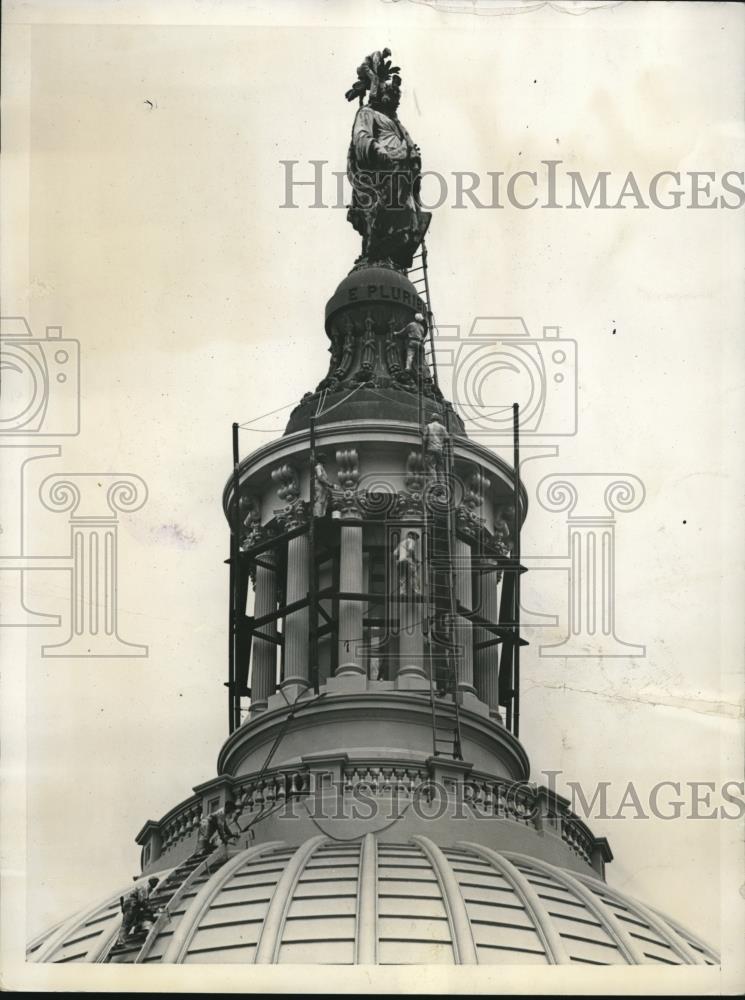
28,837,718,966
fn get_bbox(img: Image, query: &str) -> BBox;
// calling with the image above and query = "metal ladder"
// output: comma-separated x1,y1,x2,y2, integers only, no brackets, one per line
409,239,464,760
103,850,217,964
423,437,464,761
407,240,440,395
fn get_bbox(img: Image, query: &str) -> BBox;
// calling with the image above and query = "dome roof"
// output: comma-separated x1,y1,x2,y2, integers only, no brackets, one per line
28,836,717,966
324,265,425,335
283,386,466,436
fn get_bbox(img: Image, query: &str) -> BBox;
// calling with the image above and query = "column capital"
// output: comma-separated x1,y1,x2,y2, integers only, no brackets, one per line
40,473,147,521
537,473,645,521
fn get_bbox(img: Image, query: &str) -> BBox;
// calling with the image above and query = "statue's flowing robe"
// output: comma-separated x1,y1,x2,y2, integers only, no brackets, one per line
347,106,429,267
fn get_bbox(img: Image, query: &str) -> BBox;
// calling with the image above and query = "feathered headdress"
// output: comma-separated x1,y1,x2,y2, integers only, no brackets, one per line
345,48,401,104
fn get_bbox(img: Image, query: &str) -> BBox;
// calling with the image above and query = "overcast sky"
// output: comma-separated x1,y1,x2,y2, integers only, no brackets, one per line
3,0,743,966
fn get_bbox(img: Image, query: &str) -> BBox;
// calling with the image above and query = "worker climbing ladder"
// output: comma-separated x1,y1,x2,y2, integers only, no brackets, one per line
407,240,441,396
409,238,524,757
410,239,464,760
421,437,465,761
103,850,221,964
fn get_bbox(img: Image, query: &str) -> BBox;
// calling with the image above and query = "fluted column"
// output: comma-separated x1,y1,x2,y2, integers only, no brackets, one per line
337,524,365,676
536,474,645,657
282,534,311,699
474,565,501,718
454,538,475,695
38,474,148,656
250,550,277,715
397,592,426,684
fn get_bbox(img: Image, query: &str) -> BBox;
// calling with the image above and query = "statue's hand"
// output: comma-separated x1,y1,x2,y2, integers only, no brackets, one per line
372,141,393,167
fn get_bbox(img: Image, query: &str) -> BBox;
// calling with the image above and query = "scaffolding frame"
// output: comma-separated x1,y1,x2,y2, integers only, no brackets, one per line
226,241,525,743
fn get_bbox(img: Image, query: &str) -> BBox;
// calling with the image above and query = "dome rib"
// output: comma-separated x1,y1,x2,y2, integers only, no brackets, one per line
507,852,646,964
29,839,718,966
574,872,706,966
254,835,327,964
135,855,214,964
162,841,284,963
32,885,129,964
91,916,126,964
457,841,570,965
646,906,719,964
355,833,378,964
411,836,478,965
27,919,63,956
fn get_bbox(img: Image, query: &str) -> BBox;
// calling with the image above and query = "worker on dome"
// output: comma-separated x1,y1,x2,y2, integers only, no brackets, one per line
194,799,240,857
394,312,427,376
117,876,161,945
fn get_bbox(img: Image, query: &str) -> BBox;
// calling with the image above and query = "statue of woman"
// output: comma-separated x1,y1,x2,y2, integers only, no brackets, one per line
345,49,431,269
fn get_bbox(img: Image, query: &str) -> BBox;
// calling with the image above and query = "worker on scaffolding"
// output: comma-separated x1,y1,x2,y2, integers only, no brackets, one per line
117,876,161,945
394,312,427,374
396,530,421,596
423,413,448,480
194,799,240,857
313,452,334,517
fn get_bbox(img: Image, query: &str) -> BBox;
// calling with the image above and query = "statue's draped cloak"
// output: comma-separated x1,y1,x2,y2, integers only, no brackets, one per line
347,106,429,267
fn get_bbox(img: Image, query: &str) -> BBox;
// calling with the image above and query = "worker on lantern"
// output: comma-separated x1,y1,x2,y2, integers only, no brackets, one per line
423,413,448,479
396,530,421,597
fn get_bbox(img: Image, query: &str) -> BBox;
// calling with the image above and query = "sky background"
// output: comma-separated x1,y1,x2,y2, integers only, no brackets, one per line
2,0,743,971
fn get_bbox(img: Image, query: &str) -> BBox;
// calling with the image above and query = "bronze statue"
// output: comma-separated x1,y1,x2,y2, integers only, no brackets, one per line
345,49,431,269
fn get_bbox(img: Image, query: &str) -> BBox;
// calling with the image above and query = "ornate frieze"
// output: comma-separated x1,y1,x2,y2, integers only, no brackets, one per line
272,463,300,503
335,314,356,380
331,448,362,519
388,450,425,519
404,450,425,493
456,470,490,540
271,463,307,532
385,317,403,378
492,505,514,556
357,313,377,378
275,498,308,533
238,493,262,553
